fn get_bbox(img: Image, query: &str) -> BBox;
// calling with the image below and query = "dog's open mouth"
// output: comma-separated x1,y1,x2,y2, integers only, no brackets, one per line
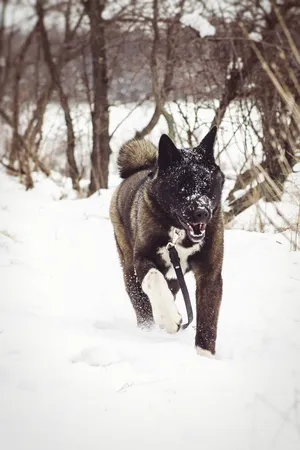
186,222,206,241
178,217,207,242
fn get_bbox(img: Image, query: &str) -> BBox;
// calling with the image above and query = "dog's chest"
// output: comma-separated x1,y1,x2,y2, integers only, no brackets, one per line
157,241,200,280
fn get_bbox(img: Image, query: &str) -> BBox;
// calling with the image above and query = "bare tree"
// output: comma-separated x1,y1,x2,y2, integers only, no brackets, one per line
82,0,110,193
0,0,298,234
36,0,80,191
195,0,300,220
133,0,185,141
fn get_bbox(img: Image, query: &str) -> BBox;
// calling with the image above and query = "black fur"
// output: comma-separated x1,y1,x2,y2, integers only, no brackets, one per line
110,127,224,354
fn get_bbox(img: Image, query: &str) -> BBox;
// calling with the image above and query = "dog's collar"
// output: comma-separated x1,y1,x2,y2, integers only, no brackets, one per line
167,228,184,249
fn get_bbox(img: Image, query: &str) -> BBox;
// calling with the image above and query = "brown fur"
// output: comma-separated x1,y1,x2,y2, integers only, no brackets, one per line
117,140,157,179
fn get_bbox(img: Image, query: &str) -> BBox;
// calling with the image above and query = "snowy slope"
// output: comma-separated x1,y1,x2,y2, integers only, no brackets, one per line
1,169,300,450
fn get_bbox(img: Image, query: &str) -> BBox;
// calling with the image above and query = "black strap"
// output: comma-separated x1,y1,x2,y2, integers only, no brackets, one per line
168,244,193,329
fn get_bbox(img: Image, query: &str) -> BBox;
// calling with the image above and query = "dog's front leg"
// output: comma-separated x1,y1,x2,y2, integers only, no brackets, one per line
135,257,182,334
194,269,223,356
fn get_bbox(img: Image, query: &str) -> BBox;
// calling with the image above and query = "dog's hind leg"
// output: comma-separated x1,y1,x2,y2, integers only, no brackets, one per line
123,268,154,328
167,279,180,297
113,234,154,328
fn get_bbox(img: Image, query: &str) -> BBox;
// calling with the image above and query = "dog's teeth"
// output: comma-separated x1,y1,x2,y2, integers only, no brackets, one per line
199,223,206,232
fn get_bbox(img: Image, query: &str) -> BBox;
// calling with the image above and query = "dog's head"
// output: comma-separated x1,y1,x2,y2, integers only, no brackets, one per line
151,127,224,243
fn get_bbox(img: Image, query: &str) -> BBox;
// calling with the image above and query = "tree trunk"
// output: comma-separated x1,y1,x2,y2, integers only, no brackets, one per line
9,24,37,191
133,0,182,142
259,91,296,201
36,0,80,192
84,0,110,194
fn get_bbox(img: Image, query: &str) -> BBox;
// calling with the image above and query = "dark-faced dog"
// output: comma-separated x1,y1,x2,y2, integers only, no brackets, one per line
110,127,224,355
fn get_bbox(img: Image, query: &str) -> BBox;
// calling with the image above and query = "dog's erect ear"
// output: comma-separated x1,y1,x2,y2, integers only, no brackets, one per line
158,134,181,170
195,126,217,159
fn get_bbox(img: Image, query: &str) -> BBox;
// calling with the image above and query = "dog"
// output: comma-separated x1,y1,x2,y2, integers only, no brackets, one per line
109,127,224,356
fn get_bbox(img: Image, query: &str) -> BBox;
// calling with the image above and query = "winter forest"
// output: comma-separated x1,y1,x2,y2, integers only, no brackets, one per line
1,0,300,228
1,1,300,449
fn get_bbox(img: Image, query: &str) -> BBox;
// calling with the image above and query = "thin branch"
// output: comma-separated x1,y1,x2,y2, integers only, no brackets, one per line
0,107,50,176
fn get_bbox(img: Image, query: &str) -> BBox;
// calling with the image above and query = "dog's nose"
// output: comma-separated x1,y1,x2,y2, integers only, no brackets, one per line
194,207,210,223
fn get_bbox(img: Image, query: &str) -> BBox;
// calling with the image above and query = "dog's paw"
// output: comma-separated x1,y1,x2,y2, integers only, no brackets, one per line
153,302,182,334
164,307,182,334
142,268,182,334
137,319,155,331
196,347,215,358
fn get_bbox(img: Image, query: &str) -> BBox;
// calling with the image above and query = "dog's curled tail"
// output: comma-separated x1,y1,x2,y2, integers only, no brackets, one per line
117,139,157,179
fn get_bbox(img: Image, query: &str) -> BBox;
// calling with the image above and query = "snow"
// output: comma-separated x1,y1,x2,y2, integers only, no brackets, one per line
181,13,216,37
1,167,300,450
249,32,263,42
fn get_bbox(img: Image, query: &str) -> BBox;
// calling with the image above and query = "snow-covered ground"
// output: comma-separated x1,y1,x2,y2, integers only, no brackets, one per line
1,168,300,450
